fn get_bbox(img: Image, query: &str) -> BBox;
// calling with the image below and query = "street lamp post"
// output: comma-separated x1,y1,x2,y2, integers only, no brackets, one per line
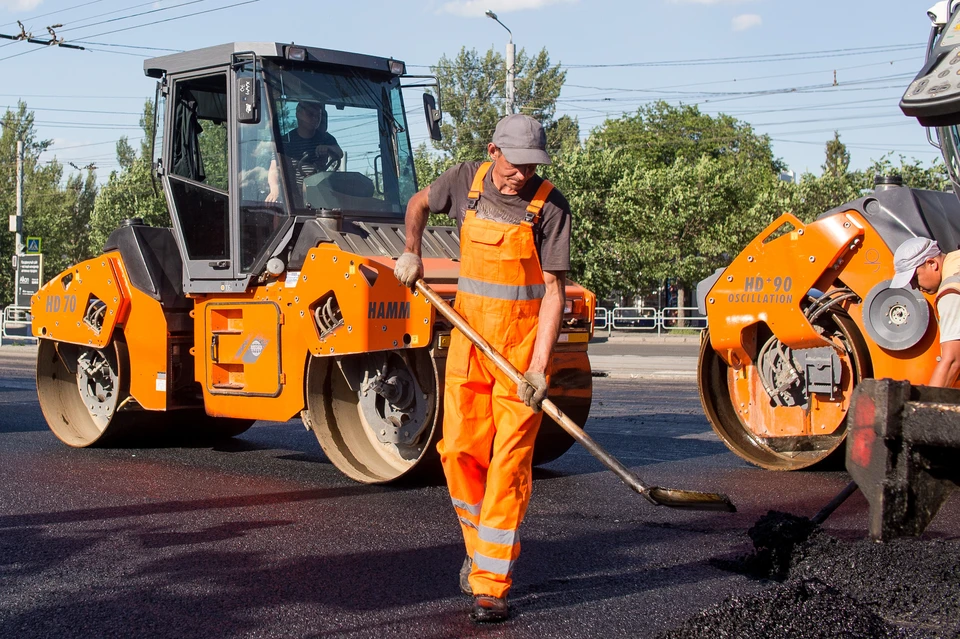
485,9,515,115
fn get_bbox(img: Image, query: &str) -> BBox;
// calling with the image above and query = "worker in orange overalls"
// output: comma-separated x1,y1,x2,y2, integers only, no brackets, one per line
394,114,571,623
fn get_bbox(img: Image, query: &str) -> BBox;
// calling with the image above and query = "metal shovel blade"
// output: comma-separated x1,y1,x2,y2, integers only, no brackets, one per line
415,279,736,513
646,486,737,511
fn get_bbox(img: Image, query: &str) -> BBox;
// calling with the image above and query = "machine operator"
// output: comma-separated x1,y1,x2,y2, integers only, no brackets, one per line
890,236,960,387
266,100,343,205
393,114,571,623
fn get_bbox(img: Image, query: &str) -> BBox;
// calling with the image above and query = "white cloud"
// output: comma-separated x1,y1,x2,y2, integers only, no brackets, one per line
439,0,578,17
0,0,43,12
732,13,762,31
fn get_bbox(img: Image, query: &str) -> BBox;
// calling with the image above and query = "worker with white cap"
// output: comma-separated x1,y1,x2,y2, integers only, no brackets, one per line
890,236,960,386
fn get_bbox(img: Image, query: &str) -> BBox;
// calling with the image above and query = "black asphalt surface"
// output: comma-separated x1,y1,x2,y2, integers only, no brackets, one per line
1,345,957,638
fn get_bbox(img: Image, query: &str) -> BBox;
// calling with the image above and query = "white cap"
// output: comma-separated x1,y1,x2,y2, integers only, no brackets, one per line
890,237,941,289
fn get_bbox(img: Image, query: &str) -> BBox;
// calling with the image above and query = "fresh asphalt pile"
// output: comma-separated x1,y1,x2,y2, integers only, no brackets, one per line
659,511,960,639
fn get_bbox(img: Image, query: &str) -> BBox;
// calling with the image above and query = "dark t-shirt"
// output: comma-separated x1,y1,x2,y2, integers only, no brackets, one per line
280,128,340,192
427,161,571,272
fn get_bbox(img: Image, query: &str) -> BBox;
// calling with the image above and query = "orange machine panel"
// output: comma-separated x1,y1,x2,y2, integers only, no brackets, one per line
32,252,171,411
204,302,282,396
191,246,434,422
31,254,129,348
707,212,864,366
297,246,434,355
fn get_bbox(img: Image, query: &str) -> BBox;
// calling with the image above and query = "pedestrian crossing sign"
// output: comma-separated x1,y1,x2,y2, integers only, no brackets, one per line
26,237,40,254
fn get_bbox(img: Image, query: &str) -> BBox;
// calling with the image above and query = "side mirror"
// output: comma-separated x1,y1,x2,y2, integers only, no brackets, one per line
237,73,260,124
423,93,441,142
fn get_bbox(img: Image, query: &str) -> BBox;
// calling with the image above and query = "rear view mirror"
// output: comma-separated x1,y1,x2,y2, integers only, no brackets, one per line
237,73,260,124
423,93,441,142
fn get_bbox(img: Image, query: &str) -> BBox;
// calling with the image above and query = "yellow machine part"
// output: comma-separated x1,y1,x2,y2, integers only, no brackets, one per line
701,208,946,469
707,211,863,365
192,244,434,421
32,252,170,411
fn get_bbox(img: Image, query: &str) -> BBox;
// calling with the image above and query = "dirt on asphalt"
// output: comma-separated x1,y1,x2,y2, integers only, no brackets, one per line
659,511,960,639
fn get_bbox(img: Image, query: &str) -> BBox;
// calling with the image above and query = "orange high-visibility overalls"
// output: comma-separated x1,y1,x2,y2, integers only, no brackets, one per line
439,161,556,599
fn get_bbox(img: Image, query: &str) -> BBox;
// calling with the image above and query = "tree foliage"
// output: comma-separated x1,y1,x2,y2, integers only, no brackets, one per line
0,102,97,305
589,101,784,174
547,103,784,301
431,46,569,162
90,100,169,249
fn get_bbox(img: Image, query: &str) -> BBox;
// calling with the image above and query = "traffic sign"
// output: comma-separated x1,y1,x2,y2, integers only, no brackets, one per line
16,253,42,307
25,237,41,254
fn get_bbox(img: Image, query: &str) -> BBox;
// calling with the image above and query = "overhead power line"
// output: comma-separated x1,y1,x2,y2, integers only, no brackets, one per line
59,0,218,34
0,0,106,28
68,0,261,41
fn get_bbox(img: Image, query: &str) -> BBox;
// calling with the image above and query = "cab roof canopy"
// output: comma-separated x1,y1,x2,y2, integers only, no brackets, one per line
144,41,405,78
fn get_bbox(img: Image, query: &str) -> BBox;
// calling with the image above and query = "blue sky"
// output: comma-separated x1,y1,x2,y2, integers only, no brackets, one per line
0,0,945,178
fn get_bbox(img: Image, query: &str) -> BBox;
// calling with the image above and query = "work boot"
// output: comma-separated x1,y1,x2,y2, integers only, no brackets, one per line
459,555,473,595
470,594,509,623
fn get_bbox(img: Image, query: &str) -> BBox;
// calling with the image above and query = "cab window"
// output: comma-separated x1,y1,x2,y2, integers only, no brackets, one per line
169,74,230,261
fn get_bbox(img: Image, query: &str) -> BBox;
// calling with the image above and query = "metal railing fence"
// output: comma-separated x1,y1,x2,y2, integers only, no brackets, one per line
594,306,708,335
1,305,37,345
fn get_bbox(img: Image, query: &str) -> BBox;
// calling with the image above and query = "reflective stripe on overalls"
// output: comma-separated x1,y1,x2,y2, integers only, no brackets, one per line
438,161,555,599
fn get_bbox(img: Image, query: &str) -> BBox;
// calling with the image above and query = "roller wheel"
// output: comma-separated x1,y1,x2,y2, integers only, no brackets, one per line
533,352,593,466
37,338,253,447
36,338,137,447
304,350,440,484
698,311,870,470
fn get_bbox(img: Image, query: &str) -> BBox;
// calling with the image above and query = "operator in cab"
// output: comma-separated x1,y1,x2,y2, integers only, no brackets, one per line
393,114,571,624
266,100,343,205
890,236,960,387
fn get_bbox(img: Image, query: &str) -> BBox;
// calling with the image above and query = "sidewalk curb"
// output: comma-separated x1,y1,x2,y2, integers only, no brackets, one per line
590,334,701,345
593,371,696,381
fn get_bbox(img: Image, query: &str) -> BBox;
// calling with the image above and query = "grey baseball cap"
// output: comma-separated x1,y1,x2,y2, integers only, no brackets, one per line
492,114,551,165
890,237,941,289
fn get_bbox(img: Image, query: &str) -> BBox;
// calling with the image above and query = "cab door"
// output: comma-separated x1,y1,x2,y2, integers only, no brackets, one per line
164,72,238,292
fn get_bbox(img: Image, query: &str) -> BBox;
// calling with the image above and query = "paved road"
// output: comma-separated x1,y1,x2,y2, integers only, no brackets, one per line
1,344,956,638
589,337,699,379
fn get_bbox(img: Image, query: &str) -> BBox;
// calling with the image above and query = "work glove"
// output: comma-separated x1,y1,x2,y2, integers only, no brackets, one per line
394,251,423,287
518,371,548,412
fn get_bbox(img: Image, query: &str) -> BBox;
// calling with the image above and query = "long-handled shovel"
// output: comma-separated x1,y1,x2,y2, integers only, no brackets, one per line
415,280,736,513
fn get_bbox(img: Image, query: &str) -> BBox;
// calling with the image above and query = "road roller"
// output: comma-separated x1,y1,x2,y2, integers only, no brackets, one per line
697,1,960,471
30,42,595,483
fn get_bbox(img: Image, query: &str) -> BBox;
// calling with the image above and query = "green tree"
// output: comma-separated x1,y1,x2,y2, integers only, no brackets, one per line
605,155,779,307
91,100,169,249
541,146,631,299
553,102,783,302
590,101,785,174
27,164,98,280
863,154,949,191
823,131,851,178
0,103,99,304
432,46,566,162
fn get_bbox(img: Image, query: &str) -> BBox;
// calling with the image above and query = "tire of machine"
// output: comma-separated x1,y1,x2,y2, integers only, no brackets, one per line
532,369,593,467
303,348,592,482
698,310,871,471
304,350,441,484
37,335,253,447
37,336,137,447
